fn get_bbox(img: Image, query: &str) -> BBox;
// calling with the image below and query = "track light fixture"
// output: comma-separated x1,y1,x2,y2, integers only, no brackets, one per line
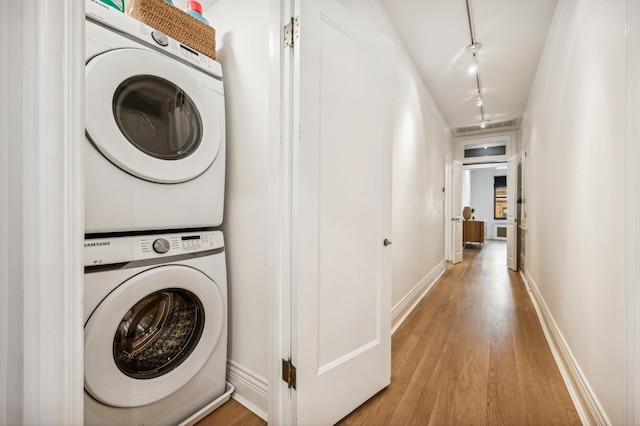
465,0,488,129
465,42,482,54
468,59,479,74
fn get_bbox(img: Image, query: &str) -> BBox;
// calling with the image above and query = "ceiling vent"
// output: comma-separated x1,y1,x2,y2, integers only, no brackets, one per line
452,118,520,136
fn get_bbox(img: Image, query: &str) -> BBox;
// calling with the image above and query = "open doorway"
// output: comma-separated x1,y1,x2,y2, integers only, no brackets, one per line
461,162,509,251
458,158,520,271
447,133,518,268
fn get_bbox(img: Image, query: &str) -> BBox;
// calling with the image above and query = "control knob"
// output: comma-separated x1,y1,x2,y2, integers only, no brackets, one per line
151,30,169,47
153,238,170,254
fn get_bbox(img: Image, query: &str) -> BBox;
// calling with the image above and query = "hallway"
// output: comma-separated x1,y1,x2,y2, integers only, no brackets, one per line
338,241,580,424
201,241,581,425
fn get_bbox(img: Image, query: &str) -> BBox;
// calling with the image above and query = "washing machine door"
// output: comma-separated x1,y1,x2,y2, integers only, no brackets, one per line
85,48,223,183
84,265,225,407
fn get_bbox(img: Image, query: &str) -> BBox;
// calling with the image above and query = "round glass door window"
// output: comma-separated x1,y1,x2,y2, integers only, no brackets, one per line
85,48,223,183
113,75,203,160
113,288,205,379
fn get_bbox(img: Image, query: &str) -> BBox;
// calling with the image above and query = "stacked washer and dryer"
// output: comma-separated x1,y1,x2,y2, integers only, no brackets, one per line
83,1,230,424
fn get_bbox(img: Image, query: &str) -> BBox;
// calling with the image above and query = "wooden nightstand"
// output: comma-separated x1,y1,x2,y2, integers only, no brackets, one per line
463,220,484,248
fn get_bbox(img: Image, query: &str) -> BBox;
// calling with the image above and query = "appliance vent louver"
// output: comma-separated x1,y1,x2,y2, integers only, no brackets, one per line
453,119,520,136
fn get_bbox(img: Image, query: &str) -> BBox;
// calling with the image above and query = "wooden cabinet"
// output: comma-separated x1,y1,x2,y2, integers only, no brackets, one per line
463,220,484,247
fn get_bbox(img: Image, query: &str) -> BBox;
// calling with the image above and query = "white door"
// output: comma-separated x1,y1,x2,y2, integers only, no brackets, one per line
291,0,392,424
453,160,463,264
507,155,519,270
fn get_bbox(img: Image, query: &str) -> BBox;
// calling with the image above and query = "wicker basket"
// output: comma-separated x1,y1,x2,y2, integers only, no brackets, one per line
126,0,216,60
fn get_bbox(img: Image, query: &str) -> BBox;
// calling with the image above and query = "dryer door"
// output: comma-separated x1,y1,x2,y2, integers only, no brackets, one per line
84,265,225,407
85,48,224,183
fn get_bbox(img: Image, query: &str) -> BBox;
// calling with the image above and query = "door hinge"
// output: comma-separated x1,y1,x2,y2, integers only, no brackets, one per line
282,358,297,389
284,16,299,48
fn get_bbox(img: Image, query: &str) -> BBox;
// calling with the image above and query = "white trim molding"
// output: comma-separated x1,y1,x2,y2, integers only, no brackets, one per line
0,2,12,423
444,157,453,262
1,0,85,424
453,131,517,164
520,272,609,426
391,261,446,334
267,1,292,425
625,0,640,423
227,360,269,421
271,0,296,425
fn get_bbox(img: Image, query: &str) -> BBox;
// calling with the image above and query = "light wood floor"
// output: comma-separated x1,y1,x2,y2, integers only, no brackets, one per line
197,398,266,426
199,241,581,425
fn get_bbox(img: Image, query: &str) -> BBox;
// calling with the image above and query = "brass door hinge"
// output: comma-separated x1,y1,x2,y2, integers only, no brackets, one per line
282,358,297,389
284,16,299,48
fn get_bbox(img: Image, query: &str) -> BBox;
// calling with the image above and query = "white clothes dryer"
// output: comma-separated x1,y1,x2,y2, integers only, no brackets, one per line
85,1,226,233
83,230,228,425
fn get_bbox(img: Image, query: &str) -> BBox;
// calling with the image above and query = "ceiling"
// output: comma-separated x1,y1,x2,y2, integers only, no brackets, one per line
378,0,558,133
191,0,557,133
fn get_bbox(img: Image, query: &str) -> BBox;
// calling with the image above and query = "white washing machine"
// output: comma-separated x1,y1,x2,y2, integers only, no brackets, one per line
84,230,228,425
85,0,226,233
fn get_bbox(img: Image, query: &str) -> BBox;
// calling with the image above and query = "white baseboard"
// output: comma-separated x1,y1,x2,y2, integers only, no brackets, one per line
520,271,610,425
391,260,445,335
227,360,269,421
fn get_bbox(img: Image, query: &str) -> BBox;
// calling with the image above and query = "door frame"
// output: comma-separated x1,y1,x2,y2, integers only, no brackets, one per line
452,160,463,264
0,0,84,424
506,154,519,271
453,132,516,164
268,0,293,424
445,156,463,263
444,155,453,262
625,0,640,423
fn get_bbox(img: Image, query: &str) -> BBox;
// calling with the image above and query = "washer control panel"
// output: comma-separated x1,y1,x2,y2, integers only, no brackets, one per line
84,231,223,266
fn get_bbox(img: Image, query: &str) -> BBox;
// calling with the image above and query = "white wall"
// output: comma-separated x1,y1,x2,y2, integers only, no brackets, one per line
520,0,626,422
461,169,471,209
469,168,507,240
204,0,451,416
338,0,451,316
203,0,271,417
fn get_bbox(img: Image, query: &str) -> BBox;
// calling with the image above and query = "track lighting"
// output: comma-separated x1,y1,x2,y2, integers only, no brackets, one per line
465,42,482,54
465,0,490,130
468,60,478,74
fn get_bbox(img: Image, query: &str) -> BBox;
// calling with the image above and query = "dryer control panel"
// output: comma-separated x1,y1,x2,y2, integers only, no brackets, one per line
86,0,222,79
84,231,224,267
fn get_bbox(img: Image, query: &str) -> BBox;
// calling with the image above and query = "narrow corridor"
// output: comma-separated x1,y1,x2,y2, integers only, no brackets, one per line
339,241,580,425
201,241,581,425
